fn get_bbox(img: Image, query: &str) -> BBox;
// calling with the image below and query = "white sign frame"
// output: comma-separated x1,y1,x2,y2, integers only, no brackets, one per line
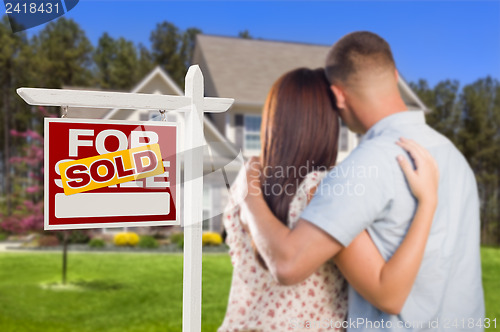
17,65,233,332
43,117,181,230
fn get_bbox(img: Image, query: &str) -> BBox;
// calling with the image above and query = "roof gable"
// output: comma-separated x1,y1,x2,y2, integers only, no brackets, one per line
194,35,329,103
103,66,238,157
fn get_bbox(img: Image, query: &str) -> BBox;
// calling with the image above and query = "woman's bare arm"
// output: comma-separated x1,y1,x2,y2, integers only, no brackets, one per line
333,138,439,315
240,160,344,285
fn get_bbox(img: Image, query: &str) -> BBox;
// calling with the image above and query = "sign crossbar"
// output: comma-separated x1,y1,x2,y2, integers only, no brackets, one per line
17,87,233,113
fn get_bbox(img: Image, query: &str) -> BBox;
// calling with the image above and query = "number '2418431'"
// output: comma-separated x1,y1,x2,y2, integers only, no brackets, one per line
5,2,59,14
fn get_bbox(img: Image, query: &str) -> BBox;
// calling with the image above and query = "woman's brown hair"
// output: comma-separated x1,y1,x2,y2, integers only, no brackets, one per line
260,67,340,226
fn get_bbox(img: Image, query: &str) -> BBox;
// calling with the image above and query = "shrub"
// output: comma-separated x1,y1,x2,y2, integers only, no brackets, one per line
170,232,183,244
138,236,159,249
113,232,140,247
169,233,184,249
0,233,7,241
202,232,223,246
38,235,60,247
54,230,91,244
69,230,90,244
89,238,106,248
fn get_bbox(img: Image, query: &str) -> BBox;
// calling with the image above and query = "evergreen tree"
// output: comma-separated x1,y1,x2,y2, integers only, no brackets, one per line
93,32,115,89
0,16,32,215
31,17,93,89
410,79,461,142
457,77,500,244
238,30,253,39
179,28,202,69
412,77,500,244
137,43,154,81
150,21,201,86
94,33,140,90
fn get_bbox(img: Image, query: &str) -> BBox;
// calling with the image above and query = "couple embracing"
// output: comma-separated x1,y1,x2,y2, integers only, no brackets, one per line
218,31,484,332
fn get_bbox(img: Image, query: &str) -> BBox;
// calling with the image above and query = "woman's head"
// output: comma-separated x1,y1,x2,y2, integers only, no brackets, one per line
260,67,340,225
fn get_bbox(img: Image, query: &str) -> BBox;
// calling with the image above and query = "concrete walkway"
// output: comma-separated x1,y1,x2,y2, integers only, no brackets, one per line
0,242,23,252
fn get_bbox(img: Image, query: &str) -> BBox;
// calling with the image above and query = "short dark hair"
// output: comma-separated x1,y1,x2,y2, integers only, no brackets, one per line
325,31,395,85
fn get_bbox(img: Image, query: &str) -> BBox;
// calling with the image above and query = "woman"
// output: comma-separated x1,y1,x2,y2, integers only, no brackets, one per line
219,68,438,331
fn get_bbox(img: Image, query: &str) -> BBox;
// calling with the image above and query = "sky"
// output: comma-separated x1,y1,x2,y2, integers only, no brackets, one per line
20,0,500,87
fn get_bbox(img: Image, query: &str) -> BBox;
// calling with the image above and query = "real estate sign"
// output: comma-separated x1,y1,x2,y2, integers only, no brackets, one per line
44,118,179,230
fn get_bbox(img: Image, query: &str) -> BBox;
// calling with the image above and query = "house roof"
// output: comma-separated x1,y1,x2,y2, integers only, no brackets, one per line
193,34,426,110
102,66,239,158
103,66,184,120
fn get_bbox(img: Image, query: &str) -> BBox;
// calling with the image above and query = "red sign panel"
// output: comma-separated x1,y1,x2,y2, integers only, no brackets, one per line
44,118,179,230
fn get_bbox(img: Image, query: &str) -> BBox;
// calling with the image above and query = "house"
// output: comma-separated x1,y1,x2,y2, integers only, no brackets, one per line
192,35,426,161
66,34,427,233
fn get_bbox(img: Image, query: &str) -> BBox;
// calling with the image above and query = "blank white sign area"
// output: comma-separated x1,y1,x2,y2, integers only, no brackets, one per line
55,192,170,218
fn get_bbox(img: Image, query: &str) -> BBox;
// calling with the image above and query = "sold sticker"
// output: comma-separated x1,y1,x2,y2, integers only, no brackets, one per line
59,144,164,195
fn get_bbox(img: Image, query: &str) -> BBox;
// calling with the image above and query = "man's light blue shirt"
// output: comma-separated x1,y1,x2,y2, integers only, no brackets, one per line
301,111,485,331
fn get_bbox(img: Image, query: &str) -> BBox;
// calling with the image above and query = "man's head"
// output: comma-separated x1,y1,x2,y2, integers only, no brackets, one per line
325,31,406,133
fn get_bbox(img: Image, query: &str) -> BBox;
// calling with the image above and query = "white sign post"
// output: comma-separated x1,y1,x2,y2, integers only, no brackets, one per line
17,65,234,332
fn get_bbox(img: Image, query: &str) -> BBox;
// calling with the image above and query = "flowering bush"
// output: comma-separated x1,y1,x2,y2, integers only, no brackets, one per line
202,232,223,246
113,232,140,247
0,119,46,235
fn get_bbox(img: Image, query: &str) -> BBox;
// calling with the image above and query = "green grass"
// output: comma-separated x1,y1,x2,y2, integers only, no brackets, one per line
0,252,232,332
481,247,500,323
0,247,499,332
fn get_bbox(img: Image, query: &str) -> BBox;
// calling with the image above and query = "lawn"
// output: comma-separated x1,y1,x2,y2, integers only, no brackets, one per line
481,247,500,325
0,252,232,332
0,248,499,332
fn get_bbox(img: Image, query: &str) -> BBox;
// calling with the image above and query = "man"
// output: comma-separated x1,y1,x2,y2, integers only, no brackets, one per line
240,31,484,331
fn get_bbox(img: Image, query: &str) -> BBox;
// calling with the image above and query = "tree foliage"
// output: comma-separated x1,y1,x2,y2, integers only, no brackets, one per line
0,14,498,247
0,16,203,232
412,77,500,244
238,30,253,39
94,33,144,90
0,120,45,233
0,16,33,215
150,21,201,86
31,17,93,88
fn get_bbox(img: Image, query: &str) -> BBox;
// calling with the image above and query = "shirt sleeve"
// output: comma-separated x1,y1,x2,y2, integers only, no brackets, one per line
300,140,395,247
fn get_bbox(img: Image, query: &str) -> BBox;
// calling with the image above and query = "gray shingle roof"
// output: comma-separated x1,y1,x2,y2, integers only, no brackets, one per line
194,34,426,110
194,35,331,103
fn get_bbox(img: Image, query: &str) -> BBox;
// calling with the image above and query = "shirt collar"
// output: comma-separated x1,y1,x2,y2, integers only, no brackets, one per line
362,110,426,141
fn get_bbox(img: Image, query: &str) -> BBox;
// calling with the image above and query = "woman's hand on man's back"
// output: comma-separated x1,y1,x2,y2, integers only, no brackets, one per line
396,137,439,207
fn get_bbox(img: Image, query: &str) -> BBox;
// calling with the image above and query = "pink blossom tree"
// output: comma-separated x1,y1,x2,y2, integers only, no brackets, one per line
1,121,45,234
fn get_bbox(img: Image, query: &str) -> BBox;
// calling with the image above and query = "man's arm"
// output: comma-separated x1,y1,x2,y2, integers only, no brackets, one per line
240,157,343,285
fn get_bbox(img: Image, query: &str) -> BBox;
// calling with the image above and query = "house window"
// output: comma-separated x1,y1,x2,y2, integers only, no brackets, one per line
339,121,349,152
244,115,262,151
202,187,212,231
147,111,177,122
147,111,160,121
235,114,244,126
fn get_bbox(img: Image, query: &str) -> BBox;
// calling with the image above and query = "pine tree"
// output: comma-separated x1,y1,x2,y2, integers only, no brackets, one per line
150,21,201,86
31,17,93,89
